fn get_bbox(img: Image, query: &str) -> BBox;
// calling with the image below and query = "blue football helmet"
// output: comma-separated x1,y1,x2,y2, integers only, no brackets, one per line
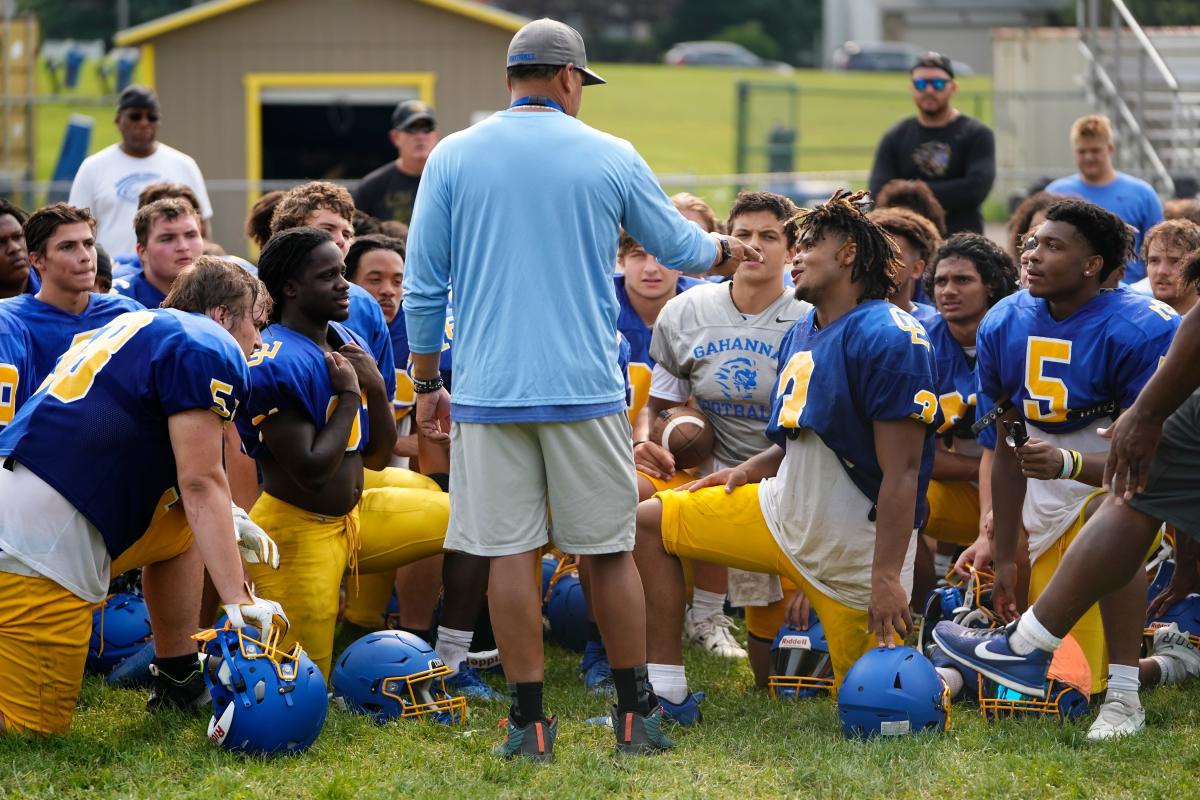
87,593,153,674
767,611,834,700
198,624,328,756
331,630,467,725
545,567,588,653
917,584,966,653
541,553,560,604
838,647,950,739
977,633,1092,722
1146,559,1175,607
1146,593,1200,648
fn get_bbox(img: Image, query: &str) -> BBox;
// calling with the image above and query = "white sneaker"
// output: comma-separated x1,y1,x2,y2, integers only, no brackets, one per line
683,608,748,658
1151,622,1200,679
1086,694,1145,741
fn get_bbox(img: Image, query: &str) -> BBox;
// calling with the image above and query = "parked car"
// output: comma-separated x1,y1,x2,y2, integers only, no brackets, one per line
664,41,792,73
831,41,972,75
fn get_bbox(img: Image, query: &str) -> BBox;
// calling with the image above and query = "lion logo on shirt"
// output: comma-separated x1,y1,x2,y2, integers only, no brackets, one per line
912,142,951,178
715,356,757,401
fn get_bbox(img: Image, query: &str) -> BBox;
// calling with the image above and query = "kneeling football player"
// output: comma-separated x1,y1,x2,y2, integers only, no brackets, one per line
238,226,451,679
0,257,286,735
634,190,939,706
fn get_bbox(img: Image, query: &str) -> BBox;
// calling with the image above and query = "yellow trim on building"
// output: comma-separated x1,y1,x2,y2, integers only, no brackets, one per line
139,43,156,88
115,0,525,45
242,71,437,251
114,0,261,46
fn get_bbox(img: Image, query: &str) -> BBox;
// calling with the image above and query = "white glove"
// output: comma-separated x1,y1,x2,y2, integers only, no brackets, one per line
223,587,289,643
232,504,280,569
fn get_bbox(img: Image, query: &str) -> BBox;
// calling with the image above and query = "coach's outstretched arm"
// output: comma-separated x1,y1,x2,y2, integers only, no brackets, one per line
870,418,923,647
169,408,287,639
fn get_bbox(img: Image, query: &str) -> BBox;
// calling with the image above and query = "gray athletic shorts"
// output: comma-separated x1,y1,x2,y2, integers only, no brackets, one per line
1128,389,1200,541
445,412,638,557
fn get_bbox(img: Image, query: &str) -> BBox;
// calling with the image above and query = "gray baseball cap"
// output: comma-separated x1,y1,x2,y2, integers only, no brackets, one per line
506,18,605,86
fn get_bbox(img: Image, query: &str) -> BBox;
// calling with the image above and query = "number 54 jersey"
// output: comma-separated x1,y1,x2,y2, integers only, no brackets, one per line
0,309,251,558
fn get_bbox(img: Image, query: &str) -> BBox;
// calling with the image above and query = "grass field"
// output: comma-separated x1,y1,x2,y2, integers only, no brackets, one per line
3,631,1198,799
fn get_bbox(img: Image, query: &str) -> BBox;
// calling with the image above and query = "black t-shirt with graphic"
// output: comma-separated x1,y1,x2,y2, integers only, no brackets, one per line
868,114,995,234
353,162,422,224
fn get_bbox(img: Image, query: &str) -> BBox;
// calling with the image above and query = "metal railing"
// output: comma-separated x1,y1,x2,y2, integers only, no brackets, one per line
1076,0,1188,194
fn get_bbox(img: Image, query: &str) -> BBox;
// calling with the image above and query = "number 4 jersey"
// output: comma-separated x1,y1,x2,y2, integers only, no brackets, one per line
0,309,251,558
976,288,1179,559
757,300,939,609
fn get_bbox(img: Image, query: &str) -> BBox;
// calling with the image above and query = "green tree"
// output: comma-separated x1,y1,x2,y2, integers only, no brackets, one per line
17,0,194,42
711,20,780,61
662,0,822,67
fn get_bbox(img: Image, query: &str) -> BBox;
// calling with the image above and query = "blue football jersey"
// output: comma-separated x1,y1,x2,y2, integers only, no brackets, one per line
615,274,700,422
0,309,250,557
909,301,940,329
112,269,167,309
924,315,978,439
1,293,144,391
976,289,1180,436
346,283,397,404
0,306,33,429
766,300,939,526
618,332,633,410
388,308,453,421
238,321,372,460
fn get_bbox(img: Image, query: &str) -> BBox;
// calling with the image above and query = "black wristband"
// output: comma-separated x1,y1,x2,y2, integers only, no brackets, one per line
413,375,444,394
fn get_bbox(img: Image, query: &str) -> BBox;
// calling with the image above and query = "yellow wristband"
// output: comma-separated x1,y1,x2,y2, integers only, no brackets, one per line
1069,450,1084,480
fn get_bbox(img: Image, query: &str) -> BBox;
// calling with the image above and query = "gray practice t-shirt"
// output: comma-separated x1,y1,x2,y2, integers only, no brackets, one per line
650,282,809,465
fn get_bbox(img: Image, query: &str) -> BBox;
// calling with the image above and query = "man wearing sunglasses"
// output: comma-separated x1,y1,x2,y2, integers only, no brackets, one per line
68,85,212,259
353,100,441,226
869,52,995,235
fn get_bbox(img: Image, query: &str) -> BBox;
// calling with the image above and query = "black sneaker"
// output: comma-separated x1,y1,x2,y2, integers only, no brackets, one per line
493,714,557,763
613,705,673,755
145,662,209,713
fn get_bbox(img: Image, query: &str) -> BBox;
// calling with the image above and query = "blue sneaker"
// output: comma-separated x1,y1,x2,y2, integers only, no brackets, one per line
445,662,504,702
658,691,704,726
579,640,614,694
106,639,156,687
931,620,1052,697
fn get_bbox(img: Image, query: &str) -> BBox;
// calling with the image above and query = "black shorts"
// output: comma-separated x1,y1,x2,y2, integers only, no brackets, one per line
1128,389,1200,541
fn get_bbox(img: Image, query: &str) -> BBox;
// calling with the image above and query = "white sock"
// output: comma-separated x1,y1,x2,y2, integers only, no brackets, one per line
936,666,964,698
1151,654,1183,686
1106,663,1141,703
1009,609,1063,656
647,663,688,704
933,553,953,580
435,626,473,676
689,589,725,621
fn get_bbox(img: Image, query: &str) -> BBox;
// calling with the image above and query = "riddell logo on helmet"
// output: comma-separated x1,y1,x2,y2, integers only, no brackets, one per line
207,703,235,746
779,635,812,649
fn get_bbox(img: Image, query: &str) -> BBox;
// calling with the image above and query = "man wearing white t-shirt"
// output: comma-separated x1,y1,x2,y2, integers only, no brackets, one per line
68,85,212,258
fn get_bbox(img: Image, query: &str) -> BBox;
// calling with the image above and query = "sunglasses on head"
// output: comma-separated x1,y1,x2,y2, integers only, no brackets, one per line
912,78,949,92
126,110,160,123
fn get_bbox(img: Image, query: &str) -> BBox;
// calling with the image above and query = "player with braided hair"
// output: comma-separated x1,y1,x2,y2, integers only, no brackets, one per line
634,189,940,704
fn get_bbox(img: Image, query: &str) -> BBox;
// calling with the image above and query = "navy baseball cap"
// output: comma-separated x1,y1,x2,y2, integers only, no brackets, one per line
507,18,605,85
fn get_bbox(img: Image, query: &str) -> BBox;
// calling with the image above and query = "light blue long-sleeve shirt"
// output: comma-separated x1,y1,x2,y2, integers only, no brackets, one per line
403,109,717,422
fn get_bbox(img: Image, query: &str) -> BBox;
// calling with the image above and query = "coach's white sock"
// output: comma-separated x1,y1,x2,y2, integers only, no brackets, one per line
1008,609,1062,655
647,663,688,704
936,667,964,699
689,589,725,622
1106,663,1141,703
933,553,953,580
1150,654,1184,686
435,626,473,676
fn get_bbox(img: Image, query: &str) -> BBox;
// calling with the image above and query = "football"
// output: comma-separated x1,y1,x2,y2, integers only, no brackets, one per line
650,406,715,470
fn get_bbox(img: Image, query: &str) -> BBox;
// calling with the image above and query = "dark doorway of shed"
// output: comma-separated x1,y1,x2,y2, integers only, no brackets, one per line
261,102,397,181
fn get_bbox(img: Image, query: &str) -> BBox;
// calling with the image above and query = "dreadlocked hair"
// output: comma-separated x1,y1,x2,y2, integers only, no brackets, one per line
791,189,902,302
1184,248,1200,292
257,226,335,322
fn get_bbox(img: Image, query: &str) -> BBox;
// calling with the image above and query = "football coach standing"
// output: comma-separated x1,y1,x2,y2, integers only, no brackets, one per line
403,18,760,762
